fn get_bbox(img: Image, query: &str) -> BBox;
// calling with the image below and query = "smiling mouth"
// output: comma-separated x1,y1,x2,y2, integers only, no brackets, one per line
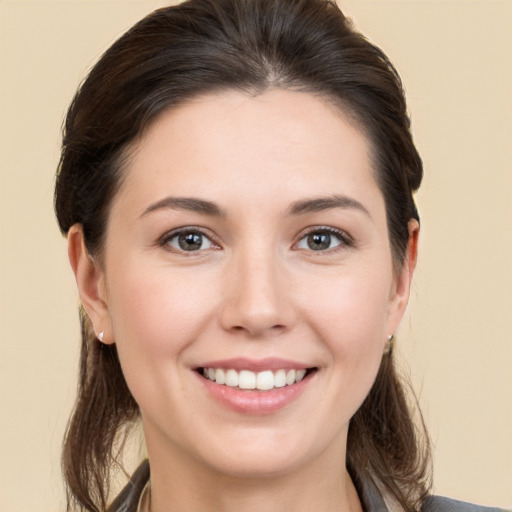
197,367,317,391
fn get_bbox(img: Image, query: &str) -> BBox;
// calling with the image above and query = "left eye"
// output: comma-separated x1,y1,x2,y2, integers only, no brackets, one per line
165,230,215,252
296,230,347,251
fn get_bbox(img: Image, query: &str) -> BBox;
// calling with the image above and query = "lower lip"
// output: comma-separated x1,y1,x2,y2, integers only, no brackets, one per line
196,372,314,415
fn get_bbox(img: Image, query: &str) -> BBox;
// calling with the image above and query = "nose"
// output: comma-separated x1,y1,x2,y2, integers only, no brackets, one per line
219,247,297,338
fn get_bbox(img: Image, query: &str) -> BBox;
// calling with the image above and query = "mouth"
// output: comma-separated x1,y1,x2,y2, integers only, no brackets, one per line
196,367,318,391
193,359,318,414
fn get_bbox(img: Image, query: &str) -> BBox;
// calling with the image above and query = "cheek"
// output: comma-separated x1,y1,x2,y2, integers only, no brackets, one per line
106,263,217,378
298,266,391,391
301,266,391,344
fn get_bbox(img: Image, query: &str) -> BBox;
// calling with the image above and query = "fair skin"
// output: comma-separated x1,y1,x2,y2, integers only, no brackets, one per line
69,89,418,512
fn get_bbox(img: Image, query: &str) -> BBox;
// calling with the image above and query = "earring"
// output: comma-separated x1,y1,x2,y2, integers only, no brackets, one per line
98,331,104,342
384,334,395,355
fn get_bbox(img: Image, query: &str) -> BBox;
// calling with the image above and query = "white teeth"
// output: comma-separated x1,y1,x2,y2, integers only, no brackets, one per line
239,370,256,389
296,369,306,382
256,370,274,390
215,368,225,385
274,369,287,388
202,367,310,390
225,369,239,387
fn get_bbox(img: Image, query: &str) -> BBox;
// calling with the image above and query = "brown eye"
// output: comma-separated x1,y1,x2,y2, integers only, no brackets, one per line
306,233,332,251
165,230,214,252
297,228,349,252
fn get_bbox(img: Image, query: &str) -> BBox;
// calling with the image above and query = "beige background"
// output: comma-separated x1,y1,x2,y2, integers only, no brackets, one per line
0,1,510,511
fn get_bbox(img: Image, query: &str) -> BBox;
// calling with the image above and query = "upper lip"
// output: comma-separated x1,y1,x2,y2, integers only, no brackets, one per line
194,357,313,372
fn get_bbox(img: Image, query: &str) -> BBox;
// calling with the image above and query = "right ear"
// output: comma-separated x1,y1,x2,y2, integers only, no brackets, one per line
67,224,113,344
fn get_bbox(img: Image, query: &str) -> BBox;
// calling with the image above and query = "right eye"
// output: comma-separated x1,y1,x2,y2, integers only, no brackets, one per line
163,229,216,252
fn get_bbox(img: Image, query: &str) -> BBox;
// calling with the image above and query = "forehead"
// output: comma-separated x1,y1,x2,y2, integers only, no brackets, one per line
113,88,383,216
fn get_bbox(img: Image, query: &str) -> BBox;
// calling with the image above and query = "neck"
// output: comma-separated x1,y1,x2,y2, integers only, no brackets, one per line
145,432,363,512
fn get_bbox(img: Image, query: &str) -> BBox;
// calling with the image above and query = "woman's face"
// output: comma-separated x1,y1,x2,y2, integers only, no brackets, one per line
76,89,414,478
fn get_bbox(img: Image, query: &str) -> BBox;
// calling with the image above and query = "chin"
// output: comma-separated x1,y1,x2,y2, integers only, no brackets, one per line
203,449,308,480
188,423,340,480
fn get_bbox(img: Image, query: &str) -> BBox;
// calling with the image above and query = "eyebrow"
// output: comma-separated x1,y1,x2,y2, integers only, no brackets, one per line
141,196,225,218
286,195,371,217
140,194,370,219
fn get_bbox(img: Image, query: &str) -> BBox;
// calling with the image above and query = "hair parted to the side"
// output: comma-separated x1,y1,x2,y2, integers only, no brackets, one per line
54,0,430,511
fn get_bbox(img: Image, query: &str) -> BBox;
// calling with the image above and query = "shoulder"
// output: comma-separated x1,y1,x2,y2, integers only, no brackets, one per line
422,495,510,512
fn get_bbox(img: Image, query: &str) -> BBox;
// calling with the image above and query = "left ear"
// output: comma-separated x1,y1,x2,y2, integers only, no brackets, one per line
386,219,420,335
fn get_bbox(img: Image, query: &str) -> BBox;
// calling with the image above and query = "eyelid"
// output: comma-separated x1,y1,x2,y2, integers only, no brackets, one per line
159,226,221,251
294,226,354,251
157,225,353,253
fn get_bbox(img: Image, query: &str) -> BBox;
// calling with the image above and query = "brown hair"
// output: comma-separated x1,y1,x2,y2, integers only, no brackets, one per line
55,0,430,510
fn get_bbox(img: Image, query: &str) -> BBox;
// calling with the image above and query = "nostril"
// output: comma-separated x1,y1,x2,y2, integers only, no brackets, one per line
228,323,287,337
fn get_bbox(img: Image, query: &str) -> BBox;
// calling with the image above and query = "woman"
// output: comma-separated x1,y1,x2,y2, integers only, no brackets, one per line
53,1,505,511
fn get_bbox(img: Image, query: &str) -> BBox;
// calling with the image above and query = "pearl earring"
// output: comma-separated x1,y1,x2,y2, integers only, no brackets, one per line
98,331,104,342
384,334,395,355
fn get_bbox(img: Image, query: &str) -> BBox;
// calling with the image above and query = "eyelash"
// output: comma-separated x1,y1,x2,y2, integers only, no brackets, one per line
159,226,354,254
295,226,354,253
160,227,220,254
